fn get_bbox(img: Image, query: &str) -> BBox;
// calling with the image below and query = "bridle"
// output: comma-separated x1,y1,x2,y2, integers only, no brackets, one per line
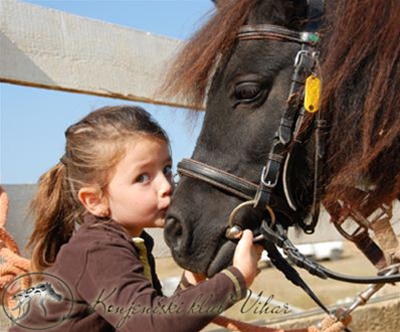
176,0,400,323
178,23,324,237
179,3,325,246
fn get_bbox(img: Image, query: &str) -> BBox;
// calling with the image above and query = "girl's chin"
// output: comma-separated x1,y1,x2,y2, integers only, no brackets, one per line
152,218,165,228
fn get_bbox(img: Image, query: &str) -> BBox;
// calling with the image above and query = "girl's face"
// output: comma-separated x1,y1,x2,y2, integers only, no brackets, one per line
106,137,173,237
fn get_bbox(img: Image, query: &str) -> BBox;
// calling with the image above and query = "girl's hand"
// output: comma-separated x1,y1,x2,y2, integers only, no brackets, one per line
233,229,263,287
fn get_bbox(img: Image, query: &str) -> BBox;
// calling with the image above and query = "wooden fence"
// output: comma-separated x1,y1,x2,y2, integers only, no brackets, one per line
1,0,191,108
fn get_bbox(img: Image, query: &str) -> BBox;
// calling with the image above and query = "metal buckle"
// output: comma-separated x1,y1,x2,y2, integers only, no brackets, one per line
333,203,393,242
260,163,279,189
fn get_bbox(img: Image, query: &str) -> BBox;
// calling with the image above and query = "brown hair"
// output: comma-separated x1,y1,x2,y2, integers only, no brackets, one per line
163,0,257,109
319,0,400,213
27,105,169,271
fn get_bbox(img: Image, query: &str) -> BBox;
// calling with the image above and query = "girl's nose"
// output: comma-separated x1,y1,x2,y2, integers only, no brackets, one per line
158,175,172,210
159,173,173,197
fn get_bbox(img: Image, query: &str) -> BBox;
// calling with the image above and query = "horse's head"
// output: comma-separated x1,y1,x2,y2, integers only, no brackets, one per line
44,283,62,302
165,0,322,276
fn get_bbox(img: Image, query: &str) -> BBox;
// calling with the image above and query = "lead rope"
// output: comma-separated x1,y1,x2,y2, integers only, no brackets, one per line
0,186,32,310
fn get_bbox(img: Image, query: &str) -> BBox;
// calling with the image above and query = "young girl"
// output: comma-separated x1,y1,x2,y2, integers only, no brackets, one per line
10,105,260,332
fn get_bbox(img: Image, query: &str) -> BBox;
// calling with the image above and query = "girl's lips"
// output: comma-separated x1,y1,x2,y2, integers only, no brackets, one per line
159,208,168,220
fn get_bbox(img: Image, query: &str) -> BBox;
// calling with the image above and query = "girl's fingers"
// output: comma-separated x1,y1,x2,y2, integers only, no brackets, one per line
254,244,264,260
241,229,254,243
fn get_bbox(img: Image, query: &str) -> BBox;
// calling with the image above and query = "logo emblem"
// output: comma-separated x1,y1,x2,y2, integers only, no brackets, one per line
2,272,74,330
12,282,62,321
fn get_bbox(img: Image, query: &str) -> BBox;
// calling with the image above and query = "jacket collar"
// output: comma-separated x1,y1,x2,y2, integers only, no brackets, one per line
83,213,154,251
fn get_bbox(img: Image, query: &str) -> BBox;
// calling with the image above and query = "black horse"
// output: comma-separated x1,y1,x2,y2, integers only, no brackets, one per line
164,0,400,280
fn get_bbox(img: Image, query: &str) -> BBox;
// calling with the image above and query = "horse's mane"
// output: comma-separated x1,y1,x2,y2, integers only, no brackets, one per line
165,0,400,214
164,0,258,109
320,0,400,212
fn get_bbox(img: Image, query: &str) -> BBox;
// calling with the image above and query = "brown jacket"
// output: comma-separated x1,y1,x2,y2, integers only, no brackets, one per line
9,214,246,332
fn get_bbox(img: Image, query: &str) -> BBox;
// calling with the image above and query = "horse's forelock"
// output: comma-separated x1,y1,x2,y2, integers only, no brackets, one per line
162,0,258,109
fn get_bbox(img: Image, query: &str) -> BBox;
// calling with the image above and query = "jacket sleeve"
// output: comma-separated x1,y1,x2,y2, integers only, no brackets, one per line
75,235,247,332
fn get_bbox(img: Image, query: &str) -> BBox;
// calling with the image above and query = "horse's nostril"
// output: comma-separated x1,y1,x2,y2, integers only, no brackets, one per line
164,217,184,249
165,217,183,236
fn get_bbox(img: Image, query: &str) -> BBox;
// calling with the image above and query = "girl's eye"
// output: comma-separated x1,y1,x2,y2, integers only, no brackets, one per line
136,174,150,183
163,165,173,177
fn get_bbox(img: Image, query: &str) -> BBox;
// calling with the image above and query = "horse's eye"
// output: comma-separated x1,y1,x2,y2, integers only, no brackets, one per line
234,82,262,102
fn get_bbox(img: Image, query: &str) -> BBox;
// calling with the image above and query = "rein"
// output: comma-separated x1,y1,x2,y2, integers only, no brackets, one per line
177,2,400,327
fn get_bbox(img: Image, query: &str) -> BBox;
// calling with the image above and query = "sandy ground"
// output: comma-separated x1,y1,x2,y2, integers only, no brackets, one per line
155,241,400,330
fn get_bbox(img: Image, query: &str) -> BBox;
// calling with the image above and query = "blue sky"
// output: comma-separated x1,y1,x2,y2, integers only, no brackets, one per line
1,0,214,184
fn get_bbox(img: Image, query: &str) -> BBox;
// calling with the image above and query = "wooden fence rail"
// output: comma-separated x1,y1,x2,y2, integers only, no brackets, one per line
0,0,191,108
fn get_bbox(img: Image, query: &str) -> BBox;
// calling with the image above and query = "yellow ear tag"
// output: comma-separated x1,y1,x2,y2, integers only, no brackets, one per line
304,75,321,113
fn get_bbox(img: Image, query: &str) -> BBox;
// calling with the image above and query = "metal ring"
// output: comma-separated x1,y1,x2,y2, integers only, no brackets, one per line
228,200,257,228
226,200,276,242
264,205,277,227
